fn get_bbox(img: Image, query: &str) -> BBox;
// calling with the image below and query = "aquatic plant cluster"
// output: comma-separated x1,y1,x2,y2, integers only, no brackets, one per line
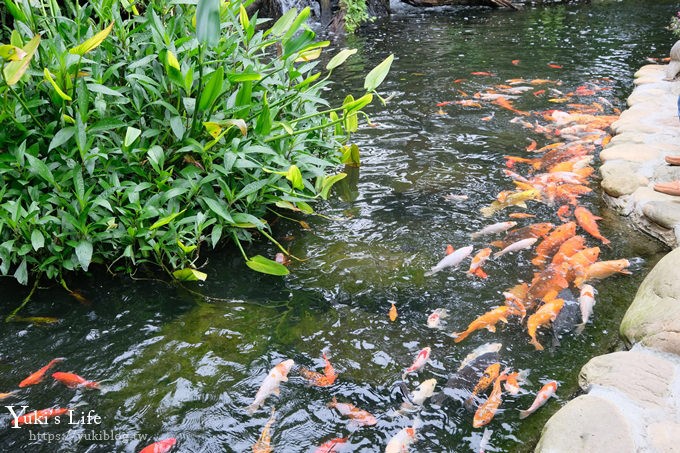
669,11,680,38
0,0,390,287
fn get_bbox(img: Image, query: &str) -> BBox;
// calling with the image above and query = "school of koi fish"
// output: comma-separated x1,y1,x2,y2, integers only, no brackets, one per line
1,72,634,453
236,71,635,452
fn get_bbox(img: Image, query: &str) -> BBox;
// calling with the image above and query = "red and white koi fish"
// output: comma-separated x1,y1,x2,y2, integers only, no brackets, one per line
470,221,517,239
19,358,64,387
575,284,596,334
503,369,530,395
11,408,69,427
327,398,377,426
425,245,474,276
467,248,492,279
52,372,99,389
139,438,177,453
385,425,418,452
402,347,431,379
519,381,558,419
427,308,449,329
493,238,537,258
247,359,295,415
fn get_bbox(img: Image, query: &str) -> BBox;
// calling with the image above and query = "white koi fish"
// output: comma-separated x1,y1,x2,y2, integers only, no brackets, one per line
402,347,431,379
385,425,418,453
458,343,502,371
247,359,294,415
424,245,474,276
470,221,517,239
575,284,597,334
493,237,537,258
427,309,449,329
400,379,437,413
519,380,558,419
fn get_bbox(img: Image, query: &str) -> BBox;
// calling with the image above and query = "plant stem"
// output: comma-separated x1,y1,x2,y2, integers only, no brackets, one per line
5,276,41,322
233,231,249,261
1,70,45,129
264,117,345,143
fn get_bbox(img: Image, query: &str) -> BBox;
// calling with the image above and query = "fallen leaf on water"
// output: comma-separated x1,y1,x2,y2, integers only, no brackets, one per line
389,303,397,322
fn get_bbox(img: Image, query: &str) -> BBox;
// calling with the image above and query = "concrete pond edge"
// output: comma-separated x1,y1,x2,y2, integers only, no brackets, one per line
535,66,680,451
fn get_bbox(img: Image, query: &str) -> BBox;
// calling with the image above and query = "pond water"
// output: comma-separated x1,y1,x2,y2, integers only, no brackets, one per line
1,1,678,452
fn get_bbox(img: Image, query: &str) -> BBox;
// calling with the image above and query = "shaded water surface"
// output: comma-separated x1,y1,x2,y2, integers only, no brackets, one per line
1,1,677,451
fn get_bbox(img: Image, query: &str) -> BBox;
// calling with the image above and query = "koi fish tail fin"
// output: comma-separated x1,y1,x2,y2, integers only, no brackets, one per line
518,409,532,420
529,337,544,351
424,267,440,277
601,237,611,247
574,322,586,335
246,402,260,416
86,381,100,390
452,330,470,343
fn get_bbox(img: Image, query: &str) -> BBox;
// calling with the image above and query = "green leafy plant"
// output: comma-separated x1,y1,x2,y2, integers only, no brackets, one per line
340,0,371,34
670,12,680,38
0,0,393,285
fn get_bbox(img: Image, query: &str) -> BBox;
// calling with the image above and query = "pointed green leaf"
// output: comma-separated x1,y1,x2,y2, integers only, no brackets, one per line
364,54,394,92
69,22,114,56
48,127,75,151
198,67,224,111
246,255,290,276
173,268,208,281
75,240,93,271
326,48,358,71
31,230,44,251
43,68,72,101
282,7,311,43
124,126,141,147
14,259,28,285
202,197,233,223
177,239,198,253
3,34,40,86
320,173,347,199
266,8,298,37
0,44,26,61
149,209,184,230
286,165,304,190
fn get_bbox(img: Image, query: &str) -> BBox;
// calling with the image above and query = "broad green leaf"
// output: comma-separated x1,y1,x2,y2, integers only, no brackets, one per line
170,116,186,140
255,93,272,135
198,67,224,111
25,154,57,187
48,127,75,151
75,240,93,271
232,213,266,229
266,8,298,37
87,83,123,97
296,48,323,62
43,68,72,101
246,255,289,276
227,71,262,83
343,93,373,113
164,50,184,87
147,145,165,173
282,7,310,43
320,173,347,199
364,54,394,92
196,0,221,47
3,34,40,86
14,259,28,285
293,72,320,90
124,127,141,147
341,143,361,166
173,268,208,281
0,44,26,61
286,165,304,190
69,22,114,56
326,48,357,71
203,121,223,139
202,197,233,223
296,201,315,214
31,230,44,251
149,209,184,230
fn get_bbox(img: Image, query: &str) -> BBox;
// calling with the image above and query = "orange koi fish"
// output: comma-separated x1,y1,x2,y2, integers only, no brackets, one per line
314,438,348,453
455,99,483,108
511,59,520,66
19,358,64,387
471,71,495,76
52,372,100,389
403,347,431,379
453,307,516,343
526,140,537,151
299,353,337,387
547,64,563,69
467,248,492,279
574,259,631,287
437,101,454,107
252,408,276,453
327,398,377,426
453,78,467,84
493,97,529,116
531,222,576,268
503,369,529,395
509,212,536,219
564,247,600,283
389,303,398,322
473,372,508,428
503,283,528,320
526,264,569,307
530,79,557,85
11,408,69,427
465,363,501,410
574,206,610,245
527,298,565,350
556,204,571,222
0,391,16,401
550,235,586,266
139,438,177,453
533,89,546,97
519,381,558,419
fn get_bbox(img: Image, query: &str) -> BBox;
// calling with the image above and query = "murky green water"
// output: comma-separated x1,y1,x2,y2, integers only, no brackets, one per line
1,1,678,451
